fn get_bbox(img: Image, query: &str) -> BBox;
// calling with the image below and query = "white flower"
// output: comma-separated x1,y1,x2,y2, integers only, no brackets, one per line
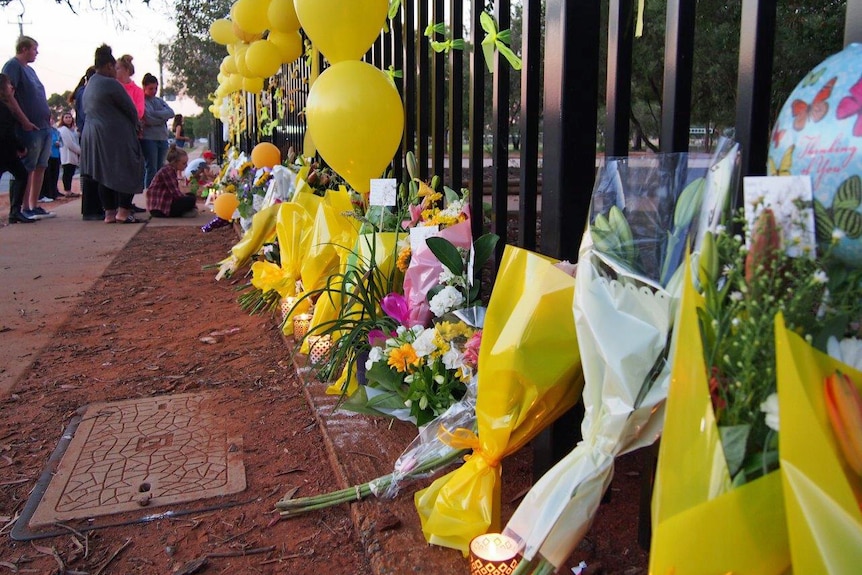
395,325,408,336
812,270,828,284
442,344,465,371
411,327,437,357
429,286,465,317
827,336,862,371
366,347,384,370
760,393,780,432
832,229,846,241
438,267,456,285
729,291,743,302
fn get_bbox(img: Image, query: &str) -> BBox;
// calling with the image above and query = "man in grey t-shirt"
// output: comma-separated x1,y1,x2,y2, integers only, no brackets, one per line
2,36,55,220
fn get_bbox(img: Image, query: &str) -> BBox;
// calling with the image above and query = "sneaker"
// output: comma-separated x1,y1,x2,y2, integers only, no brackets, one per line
31,206,56,219
38,196,54,203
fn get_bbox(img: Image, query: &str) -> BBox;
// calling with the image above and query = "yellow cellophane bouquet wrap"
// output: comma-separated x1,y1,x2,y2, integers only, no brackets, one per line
319,231,404,395
649,271,790,575
414,245,584,554
215,202,281,280
776,314,862,574
300,188,360,295
250,203,313,324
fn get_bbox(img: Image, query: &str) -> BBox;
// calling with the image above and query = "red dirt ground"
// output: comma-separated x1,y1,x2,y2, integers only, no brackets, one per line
0,196,649,574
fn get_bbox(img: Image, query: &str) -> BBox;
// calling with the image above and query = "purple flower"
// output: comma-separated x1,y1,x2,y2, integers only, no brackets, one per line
367,329,389,347
381,293,410,325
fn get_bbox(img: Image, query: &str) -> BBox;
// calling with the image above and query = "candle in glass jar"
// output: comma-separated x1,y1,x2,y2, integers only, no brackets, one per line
307,334,333,364
280,296,297,321
468,533,521,575
293,313,311,340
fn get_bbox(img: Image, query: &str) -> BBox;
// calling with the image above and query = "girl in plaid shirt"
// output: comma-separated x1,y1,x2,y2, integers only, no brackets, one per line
145,145,197,217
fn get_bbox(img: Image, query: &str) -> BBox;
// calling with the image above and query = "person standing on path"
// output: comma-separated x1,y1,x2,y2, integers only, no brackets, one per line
141,73,174,188
2,36,55,220
172,114,190,148
0,73,34,223
38,123,62,201
57,111,81,197
80,44,144,224
69,67,102,220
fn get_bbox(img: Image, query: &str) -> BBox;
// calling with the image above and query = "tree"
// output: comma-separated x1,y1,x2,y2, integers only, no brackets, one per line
47,92,72,120
162,0,231,107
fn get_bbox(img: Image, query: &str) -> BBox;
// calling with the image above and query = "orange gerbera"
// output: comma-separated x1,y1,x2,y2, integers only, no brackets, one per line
388,344,419,373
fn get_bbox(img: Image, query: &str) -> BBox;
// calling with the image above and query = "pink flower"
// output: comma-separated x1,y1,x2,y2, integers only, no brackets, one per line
401,204,424,229
368,329,389,347
381,293,411,326
463,330,482,368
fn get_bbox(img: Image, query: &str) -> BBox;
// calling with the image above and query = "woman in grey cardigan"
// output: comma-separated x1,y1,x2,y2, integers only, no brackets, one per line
80,44,144,223
141,73,175,188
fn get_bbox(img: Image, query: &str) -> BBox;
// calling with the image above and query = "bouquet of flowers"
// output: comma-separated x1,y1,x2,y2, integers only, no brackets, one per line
649,174,862,573
340,231,496,425
415,245,584,554
342,301,482,425
504,142,739,574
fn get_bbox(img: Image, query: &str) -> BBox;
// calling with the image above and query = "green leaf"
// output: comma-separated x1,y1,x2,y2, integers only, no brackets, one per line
443,186,460,204
719,424,750,477
430,40,449,53
426,237,464,276
472,233,500,270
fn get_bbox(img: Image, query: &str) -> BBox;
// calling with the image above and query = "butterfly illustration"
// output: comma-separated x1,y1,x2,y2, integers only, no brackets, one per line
771,127,785,148
836,75,862,137
801,67,826,87
767,145,794,176
791,77,837,131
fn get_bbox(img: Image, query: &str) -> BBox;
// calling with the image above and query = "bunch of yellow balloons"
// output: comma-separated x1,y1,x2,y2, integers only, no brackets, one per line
208,0,303,117
298,0,405,194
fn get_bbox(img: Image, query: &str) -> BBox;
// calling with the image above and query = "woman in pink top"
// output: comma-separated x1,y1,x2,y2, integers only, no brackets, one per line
116,54,144,119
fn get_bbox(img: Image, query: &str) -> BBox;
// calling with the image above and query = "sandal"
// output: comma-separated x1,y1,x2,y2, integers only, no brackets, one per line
116,215,145,224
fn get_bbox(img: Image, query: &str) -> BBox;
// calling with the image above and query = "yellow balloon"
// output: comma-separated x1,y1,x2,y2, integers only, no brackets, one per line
306,61,404,193
245,39,283,78
232,21,263,44
226,73,244,93
251,142,281,169
221,54,238,75
294,0,388,63
232,0,271,35
214,193,239,220
226,43,236,56
243,76,265,93
267,30,303,63
210,19,239,45
267,0,300,32
233,44,252,77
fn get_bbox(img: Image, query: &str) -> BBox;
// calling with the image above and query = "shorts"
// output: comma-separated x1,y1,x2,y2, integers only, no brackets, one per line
19,128,52,171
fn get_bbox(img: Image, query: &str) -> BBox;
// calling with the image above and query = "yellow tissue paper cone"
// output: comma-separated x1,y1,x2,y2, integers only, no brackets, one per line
649,268,790,575
776,314,862,574
415,245,584,555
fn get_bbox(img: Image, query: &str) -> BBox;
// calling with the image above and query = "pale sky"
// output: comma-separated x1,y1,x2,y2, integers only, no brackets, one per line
1,0,201,115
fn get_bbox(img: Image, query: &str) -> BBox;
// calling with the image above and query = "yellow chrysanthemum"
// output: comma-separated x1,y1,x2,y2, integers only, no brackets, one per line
388,344,419,373
397,246,412,272
436,321,474,341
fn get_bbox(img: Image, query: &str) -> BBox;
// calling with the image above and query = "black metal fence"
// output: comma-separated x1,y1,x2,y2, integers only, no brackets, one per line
227,0,862,547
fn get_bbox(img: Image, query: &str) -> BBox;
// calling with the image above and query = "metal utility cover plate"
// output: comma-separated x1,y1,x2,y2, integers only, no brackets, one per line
28,393,245,528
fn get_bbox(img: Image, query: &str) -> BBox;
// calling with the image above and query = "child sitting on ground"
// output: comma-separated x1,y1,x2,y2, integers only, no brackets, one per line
146,145,198,218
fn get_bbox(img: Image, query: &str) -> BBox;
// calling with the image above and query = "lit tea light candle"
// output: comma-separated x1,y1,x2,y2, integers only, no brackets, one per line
293,313,312,340
468,533,521,575
307,334,333,364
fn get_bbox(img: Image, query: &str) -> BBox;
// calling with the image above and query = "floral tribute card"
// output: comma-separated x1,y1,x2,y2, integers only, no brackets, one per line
743,175,816,257
369,178,397,206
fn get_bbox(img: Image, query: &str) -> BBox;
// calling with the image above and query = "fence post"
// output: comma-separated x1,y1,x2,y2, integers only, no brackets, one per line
533,0,601,481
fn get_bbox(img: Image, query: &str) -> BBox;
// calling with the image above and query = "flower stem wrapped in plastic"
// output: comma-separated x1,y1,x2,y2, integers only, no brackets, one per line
505,143,739,573
414,245,584,554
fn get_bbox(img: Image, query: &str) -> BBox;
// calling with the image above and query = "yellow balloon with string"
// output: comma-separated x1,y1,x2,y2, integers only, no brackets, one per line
305,61,404,194
294,0,388,63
